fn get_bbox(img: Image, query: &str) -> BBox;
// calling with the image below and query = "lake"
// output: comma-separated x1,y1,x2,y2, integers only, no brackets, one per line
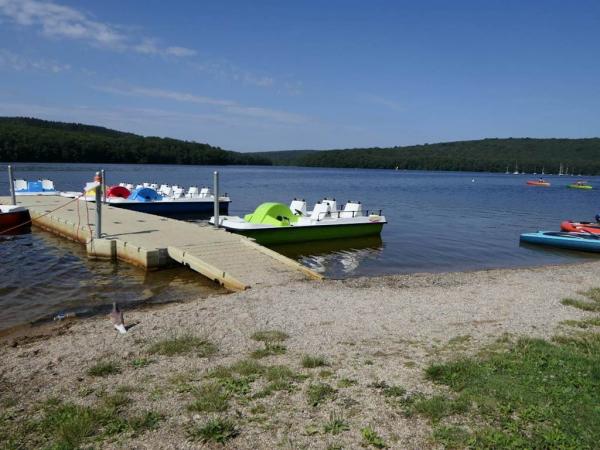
1,163,599,330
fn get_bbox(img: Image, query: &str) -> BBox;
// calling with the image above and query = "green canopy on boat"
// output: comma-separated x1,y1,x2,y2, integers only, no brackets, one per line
244,202,299,227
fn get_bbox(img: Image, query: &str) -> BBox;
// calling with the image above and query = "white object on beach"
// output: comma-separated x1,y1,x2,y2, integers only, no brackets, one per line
109,302,126,334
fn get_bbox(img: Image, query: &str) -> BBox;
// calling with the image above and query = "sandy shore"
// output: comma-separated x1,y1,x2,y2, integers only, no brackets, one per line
1,261,598,449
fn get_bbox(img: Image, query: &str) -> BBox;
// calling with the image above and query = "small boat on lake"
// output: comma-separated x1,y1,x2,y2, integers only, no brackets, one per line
520,231,600,253
210,198,386,245
14,179,59,196
567,181,592,190
526,179,550,187
0,205,31,234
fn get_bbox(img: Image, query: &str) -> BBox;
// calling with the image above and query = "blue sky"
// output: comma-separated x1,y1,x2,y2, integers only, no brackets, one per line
0,0,599,151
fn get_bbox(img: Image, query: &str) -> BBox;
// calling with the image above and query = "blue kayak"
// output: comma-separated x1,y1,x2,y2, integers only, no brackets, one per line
520,231,600,253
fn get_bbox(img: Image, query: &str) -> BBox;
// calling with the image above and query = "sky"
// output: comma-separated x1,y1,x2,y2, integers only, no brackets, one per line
0,0,599,151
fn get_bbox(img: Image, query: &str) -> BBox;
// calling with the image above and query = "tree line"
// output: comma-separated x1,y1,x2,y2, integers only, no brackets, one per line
0,117,271,166
250,138,600,174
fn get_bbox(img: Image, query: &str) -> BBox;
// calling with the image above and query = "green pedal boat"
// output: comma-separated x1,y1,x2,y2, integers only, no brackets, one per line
210,198,387,245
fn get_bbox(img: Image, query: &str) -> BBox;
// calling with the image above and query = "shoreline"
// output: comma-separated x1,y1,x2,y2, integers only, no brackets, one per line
2,260,599,448
1,257,595,343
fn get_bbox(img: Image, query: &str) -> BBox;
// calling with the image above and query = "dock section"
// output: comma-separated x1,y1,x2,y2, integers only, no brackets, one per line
2,195,322,290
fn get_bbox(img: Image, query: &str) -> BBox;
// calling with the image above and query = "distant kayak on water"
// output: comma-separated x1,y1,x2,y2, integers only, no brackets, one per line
526,179,551,187
568,181,593,190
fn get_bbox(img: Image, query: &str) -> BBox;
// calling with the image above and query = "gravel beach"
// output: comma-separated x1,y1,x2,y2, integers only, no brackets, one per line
1,261,598,449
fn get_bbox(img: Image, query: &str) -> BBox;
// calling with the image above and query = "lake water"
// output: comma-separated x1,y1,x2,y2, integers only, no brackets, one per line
1,163,599,330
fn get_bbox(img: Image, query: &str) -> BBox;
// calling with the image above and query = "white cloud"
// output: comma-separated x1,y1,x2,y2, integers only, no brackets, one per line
0,48,70,73
0,0,196,57
96,85,310,125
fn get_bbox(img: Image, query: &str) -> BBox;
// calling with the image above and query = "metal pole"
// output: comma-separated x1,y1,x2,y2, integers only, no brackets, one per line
95,171,102,239
7,165,16,205
101,169,106,203
213,171,219,228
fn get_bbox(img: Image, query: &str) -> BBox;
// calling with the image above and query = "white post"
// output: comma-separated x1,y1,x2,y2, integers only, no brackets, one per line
213,171,219,228
8,165,16,205
101,169,106,203
95,171,102,239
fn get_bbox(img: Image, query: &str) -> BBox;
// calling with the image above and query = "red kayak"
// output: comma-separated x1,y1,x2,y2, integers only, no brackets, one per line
560,220,600,234
0,205,31,234
527,180,551,187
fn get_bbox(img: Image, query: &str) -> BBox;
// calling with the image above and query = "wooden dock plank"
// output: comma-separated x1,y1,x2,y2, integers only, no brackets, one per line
2,195,322,290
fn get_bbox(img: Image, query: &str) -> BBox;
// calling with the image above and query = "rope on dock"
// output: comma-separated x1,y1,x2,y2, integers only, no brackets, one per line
0,194,85,236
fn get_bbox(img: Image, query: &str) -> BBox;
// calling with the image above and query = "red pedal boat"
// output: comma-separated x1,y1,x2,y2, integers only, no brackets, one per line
0,205,31,234
560,220,600,234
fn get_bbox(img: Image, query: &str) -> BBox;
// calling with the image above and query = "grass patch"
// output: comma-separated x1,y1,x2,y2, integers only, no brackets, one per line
187,417,239,444
16,396,163,449
301,354,328,368
323,412,349,435
87,360,121,377
369,380,406,398
148,335,216,357
421,336,600,448
188,382,229,413
402,394,468,422
432,425,470,448
307,382,336,406
561,297,600,312
561,317,600,329
131,357,154,368
361,426,387,448
250,342,287,359
251,330,289,342
581,287,600,302
256,365,305,397
128,410,162,433
337,377,357,388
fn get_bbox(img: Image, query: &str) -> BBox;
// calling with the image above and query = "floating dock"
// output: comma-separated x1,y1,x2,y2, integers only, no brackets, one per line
2,195,322,290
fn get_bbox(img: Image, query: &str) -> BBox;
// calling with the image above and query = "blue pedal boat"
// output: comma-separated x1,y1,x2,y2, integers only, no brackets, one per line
14,179,60,196
520,231,600,253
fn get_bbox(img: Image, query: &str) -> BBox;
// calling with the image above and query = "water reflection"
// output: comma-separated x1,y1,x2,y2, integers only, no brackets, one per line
270,235,384,277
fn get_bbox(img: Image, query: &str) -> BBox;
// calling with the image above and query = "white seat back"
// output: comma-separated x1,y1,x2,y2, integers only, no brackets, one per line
199,187,211,198
340,201,362,218
150,183,158,190
118,182,126,187
173,187,184,198
142,182,151,188
126,184,134,190
187,186,199,197
322,198,337,212
290,199,307,216
162,186,173,197
13,179,27,191
310,202,330,220
41,179,55,191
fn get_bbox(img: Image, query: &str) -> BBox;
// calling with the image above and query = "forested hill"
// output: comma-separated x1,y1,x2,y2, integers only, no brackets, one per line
0,117,271,165
251,138,600,174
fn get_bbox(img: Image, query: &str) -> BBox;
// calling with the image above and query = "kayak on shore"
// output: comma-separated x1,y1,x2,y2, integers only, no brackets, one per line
560,221,600,234
520,231,600,253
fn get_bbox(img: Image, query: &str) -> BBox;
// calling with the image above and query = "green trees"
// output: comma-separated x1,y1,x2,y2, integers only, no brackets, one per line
0,117,271,166
251,138,600,174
